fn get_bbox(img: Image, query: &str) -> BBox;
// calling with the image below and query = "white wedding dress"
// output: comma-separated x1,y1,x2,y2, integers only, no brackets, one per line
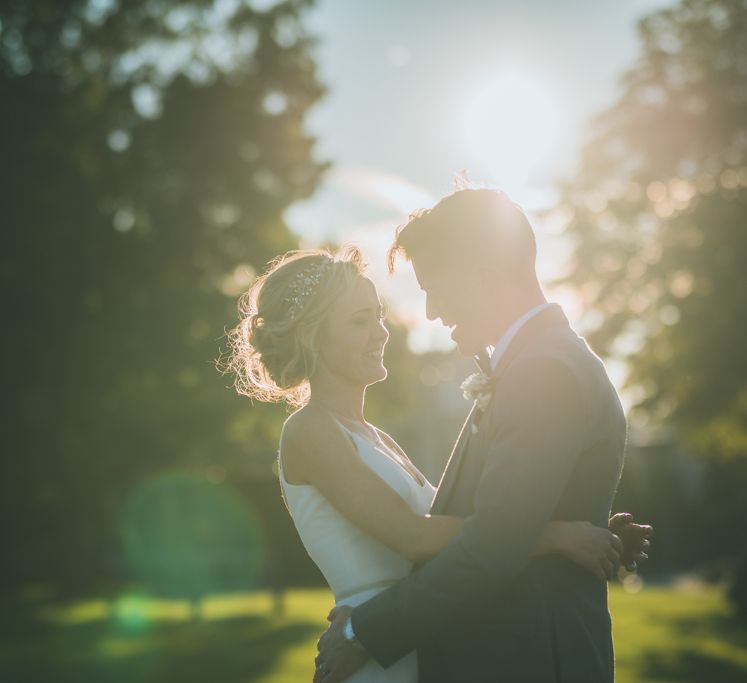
279,421,435,683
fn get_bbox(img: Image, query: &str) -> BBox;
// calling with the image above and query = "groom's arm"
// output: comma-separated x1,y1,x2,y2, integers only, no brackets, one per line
351,355,590,667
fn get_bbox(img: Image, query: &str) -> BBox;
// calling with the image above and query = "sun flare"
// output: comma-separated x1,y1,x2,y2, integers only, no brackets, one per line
459,71,563,199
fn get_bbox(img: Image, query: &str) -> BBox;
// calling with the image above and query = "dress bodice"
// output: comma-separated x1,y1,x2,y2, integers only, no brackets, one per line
278,424,435,603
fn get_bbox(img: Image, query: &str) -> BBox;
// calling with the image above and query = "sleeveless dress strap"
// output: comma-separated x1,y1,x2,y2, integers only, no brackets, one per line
328,415,371,450
328,414,354,436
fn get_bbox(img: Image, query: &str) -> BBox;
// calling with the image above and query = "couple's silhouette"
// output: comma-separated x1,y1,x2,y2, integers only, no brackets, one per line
225,188,653,683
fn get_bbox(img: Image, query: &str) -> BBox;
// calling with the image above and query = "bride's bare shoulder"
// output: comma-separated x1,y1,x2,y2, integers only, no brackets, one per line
280,406,351,462
282,405,329,440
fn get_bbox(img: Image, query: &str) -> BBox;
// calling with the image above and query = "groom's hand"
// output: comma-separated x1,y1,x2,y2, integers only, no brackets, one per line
609,512,653,571
314,605,369,683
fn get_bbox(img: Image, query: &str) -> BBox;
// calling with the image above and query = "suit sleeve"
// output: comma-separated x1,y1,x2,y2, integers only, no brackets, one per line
351,355,589,667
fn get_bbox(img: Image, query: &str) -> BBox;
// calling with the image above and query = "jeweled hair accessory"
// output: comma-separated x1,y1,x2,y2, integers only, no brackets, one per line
284,259,333,320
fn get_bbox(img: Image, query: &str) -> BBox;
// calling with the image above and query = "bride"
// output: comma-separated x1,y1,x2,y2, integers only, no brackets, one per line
224,246,639,682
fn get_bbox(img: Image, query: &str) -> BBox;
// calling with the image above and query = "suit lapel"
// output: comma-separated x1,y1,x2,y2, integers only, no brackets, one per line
429,403,479,513
430,305,571,514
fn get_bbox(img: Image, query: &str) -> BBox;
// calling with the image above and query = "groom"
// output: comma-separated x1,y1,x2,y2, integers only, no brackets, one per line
315,188,649,682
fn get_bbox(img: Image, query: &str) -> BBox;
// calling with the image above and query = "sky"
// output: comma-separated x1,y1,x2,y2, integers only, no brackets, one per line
285,0,674,353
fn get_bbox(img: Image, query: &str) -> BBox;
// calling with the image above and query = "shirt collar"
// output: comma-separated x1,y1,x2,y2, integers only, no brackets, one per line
489,302,557,371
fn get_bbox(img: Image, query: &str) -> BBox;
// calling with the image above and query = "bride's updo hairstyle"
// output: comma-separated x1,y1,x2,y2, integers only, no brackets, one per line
222,245,366,407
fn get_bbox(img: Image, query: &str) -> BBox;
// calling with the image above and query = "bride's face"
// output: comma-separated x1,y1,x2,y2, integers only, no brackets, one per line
316,276,389,387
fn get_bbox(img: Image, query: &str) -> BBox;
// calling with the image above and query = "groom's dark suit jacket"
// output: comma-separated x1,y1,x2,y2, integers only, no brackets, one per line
352,305,626,682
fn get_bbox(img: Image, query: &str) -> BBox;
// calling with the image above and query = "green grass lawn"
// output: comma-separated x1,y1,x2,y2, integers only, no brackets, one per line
610,585,747,682
2,585,746,682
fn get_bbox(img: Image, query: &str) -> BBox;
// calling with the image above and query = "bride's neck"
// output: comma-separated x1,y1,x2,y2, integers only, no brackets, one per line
308,373,366,423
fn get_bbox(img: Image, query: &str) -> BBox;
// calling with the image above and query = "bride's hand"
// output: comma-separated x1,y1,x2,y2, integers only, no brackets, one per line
608,512,653,571
537,521,623,582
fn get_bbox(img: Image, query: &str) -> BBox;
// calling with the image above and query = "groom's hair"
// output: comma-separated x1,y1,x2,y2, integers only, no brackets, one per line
387,188,537,277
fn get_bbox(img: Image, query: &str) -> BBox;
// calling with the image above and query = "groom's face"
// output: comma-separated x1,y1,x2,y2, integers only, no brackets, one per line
412,253,491,356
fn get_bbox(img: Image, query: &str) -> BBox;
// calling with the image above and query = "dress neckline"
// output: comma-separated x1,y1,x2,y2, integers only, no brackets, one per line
278,434,427,491
341,425,427,489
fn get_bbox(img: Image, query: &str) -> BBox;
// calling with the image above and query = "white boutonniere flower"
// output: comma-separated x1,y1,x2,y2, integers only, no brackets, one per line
460,371,493,412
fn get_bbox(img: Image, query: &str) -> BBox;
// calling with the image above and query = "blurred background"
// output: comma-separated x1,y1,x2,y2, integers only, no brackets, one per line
2,0,746,681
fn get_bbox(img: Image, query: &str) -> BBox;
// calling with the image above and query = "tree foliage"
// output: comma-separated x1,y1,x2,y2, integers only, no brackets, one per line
556,0,747,459
1,0,327,589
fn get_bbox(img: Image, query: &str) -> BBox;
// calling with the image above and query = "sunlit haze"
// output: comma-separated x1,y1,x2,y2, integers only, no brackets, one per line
286,0,674,355
458,70,564,205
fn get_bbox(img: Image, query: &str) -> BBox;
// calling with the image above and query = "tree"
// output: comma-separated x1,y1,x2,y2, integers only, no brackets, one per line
556,0,747,459
1,0,327,591
554,0,747,575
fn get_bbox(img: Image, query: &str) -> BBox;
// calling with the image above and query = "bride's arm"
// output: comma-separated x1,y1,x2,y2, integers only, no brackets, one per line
372,430,632,574
281,409,462,563
283,413,638,575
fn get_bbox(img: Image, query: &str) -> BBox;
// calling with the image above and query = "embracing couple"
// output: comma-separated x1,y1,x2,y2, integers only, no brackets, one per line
225,188,653,682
